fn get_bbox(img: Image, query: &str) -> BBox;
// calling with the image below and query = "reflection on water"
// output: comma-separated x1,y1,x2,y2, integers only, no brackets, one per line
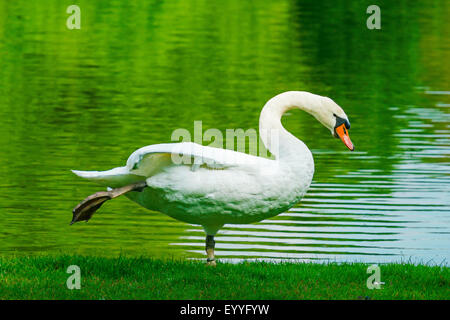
0,0,448,264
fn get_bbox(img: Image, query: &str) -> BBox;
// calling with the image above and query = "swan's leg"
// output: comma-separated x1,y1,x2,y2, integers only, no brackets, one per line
71,181,147,225
205,235,216,266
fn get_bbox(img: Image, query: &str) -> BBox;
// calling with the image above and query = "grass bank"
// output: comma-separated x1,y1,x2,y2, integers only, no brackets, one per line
0,255,448,299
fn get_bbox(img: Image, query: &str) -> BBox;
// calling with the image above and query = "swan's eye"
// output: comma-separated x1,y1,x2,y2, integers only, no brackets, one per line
334,114,351,130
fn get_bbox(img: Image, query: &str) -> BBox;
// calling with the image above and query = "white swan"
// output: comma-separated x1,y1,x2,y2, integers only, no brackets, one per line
71,91,354,265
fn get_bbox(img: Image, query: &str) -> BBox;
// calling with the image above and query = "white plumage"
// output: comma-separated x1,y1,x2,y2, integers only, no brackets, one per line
72,91,353,263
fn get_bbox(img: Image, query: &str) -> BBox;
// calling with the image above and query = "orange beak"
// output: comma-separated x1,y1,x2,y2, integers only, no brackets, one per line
335,123,354,151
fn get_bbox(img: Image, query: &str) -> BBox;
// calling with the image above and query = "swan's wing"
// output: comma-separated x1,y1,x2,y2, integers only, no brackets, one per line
126,142,267,173
72,142,272,187
72,166,146,188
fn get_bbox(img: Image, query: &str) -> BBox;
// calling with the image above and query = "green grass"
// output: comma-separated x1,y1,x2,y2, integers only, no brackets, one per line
0,255,448,300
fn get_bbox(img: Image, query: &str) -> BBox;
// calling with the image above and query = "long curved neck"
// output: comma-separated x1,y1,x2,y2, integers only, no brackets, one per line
259,91,320,160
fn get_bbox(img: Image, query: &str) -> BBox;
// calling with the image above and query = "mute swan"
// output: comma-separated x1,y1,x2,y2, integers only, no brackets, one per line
71,91,354,265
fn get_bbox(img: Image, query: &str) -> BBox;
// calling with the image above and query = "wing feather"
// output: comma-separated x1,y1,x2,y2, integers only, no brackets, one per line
72,142,272,187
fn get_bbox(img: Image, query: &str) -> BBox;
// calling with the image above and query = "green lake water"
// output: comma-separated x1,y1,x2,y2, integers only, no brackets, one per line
0,0,449,264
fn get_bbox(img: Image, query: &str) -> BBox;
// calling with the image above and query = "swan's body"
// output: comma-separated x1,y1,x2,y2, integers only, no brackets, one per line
72,91,353,263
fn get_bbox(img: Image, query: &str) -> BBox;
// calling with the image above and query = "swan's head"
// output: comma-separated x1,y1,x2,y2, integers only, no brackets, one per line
261,91,354,151
314,96,354,151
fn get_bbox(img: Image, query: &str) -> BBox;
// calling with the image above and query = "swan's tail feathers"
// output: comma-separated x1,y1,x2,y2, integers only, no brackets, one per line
71,167,145,188
71,181,147,225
